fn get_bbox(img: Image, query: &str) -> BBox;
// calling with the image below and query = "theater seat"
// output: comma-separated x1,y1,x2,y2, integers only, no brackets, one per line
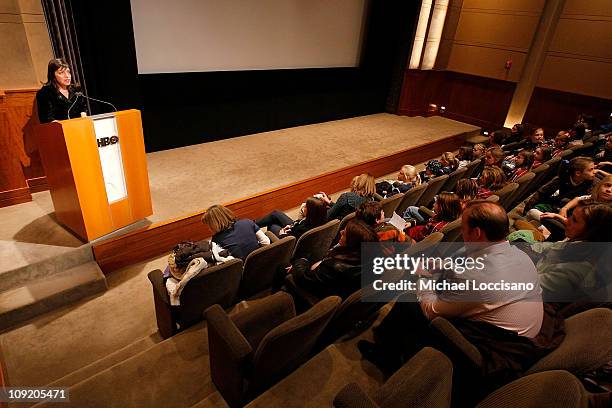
147,258,243,338
415,174,449,208
430,308,612,389
205,292,340,407
238,235,296,299
379,193,404,217
396,183,427,215
333,347,453,408
476,370,595,408
292,219,340,262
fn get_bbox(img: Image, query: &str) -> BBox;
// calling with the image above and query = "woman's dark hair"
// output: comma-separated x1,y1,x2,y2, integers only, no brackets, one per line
456,179,478,201
512,124,524,137
573,200,612,242
537,146,553,162
305,197,327,227
572,123,586,139
435,192,462,222
46,58,70,88
518,150,535,169
341,219,379,250
490,130,505,146
356,201,383,227
457,146,473,161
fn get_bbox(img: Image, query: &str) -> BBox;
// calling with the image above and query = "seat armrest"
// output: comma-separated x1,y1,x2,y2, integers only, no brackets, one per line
265,230,279,242
334,383,379,408
419,206,435,218
147,269,175,339
204,304,253,408
430,317,483,368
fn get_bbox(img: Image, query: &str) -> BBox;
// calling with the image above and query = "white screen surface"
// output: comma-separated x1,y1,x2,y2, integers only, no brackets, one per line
130,0,368,74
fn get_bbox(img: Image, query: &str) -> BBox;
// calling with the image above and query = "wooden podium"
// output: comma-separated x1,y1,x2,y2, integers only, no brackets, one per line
37,109,153,241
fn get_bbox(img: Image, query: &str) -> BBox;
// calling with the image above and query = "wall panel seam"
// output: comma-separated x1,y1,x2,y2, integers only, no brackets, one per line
452,41,529,53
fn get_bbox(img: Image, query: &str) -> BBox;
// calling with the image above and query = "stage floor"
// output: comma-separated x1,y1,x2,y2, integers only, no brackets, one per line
0,114,478,252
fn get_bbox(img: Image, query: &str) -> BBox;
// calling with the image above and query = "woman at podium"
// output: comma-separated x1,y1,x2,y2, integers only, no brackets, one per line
36,58,87,123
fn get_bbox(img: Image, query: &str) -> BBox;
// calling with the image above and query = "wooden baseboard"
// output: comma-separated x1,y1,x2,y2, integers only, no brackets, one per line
27,176,48,193
92,131,471,273
0,187,32,208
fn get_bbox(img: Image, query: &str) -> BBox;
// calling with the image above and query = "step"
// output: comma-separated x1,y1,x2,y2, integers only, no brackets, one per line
47,335,159,388
0,261,107,332
0,241,93,292
32,322,215,408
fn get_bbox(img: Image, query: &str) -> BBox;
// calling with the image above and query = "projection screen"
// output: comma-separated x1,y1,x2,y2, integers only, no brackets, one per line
130,0,368,74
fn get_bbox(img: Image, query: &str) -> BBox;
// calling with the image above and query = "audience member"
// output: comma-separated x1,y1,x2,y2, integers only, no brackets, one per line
456,178,479,208
484,147,505,167
324,173,376,220
420,159,445,182
440,152,460,173
477,166,506,198
509,150,534,181
456,146,473,168
552,131,571,157
356,201,407,243
472,143,486,159
203,204,270,260
532,146,552,169
525,156,595,219
255,197,328,239
404,192,462,241
358,202,555,383
531,201,612,301
289,219,378,299
488,130,505,149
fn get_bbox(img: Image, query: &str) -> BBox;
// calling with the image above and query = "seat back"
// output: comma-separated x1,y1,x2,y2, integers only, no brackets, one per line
177,258,244,328
462,158,482,180
396,183,427,215
338,212,356,233
319,287,384,346
525,163,550,198
439,167,467,193
558,149,573,159
292,219,340,262
508,172,535,209
205,292,296,408
240,236,296,298
416,174,449,207
440,218,463,242
542,156,561,182
485,194,499,203
493,182,519,211
526,308,612,375
249,296,341,393
379,193,404,218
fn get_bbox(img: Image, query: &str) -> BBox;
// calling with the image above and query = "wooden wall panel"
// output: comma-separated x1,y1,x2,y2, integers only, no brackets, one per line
524,87,612,137
398,69,515,131
398,68,611,135
0,88,47,207
92,132,471,273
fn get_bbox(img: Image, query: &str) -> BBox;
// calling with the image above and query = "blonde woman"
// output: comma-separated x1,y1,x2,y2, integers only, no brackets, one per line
202,204,270,260
324,173,376,220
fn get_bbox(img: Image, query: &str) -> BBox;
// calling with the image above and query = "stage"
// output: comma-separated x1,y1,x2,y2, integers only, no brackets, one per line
1,114,478,273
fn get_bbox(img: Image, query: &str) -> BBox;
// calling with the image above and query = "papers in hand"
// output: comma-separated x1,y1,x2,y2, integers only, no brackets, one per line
388,212,407,231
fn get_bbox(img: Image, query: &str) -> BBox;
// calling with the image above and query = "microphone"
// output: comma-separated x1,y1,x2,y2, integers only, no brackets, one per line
67,91,118,119
79,93,118,113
